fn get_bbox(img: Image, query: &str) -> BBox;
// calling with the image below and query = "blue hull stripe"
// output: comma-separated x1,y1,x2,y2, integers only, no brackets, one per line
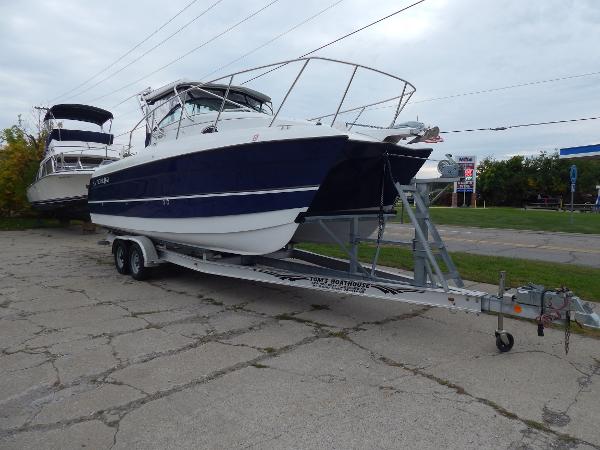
89,136,348,202
89,189,315,218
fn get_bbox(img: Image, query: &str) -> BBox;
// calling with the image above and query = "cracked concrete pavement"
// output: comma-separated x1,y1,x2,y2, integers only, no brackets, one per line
384,223,600,268
1,227,599,449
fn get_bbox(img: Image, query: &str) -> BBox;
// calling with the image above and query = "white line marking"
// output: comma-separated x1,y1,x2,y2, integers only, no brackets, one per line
89,186,319,204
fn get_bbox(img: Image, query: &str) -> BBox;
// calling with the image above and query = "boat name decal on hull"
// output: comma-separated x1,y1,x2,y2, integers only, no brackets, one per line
92,176,110,187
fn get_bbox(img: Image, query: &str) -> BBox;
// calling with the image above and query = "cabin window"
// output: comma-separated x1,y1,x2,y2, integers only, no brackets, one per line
157,104,182,128
183,89,270,115
56,156,79,171
184,98,221,116
44,158,54,175
79,157,103,169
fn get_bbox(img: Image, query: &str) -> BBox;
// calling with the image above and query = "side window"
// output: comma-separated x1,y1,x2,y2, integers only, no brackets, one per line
185,100,214,116
157,104,182,128
226,92,248,110
44,159,54,175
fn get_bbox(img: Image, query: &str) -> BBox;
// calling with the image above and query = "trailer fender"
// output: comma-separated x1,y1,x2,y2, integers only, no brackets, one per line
112,236,161,267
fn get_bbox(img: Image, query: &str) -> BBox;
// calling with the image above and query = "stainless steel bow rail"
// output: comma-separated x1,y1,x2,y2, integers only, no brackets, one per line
100,179,600,353
127,57,417,150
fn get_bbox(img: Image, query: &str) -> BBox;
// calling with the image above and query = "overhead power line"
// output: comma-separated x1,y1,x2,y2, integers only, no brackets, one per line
413,71,600,105
89,0,282,104
112,0,345,112
200,0,346,81
241,0,427,85
49,0,201,103
368,70,600,112
439,115,600,134
63,0,226,102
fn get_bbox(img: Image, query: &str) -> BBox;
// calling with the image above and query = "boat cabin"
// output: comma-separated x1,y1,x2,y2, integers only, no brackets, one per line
35,104,118,181
141,81,273,146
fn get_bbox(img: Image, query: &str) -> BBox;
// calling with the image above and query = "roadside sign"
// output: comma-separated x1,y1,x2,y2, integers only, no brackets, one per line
455,155,477,193
571,183,576,193
570,165,577,183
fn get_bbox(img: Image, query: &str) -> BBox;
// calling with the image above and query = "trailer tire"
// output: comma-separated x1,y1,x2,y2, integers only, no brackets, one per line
129,243,150,281
495,332,514,352
114,240,130,275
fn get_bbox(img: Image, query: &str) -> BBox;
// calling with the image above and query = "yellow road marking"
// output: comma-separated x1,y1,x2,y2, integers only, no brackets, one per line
440,236,600,255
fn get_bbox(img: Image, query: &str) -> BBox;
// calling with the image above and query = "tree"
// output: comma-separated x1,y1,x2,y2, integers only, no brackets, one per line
0,122,45,216
477,151,600,206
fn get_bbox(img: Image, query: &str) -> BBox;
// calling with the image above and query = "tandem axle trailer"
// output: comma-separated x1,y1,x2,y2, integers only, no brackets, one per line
100,178,600,353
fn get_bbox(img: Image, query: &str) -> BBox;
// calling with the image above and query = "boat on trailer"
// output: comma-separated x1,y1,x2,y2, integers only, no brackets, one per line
99,176,600,353
92,57,600,352
88,57,436,254
27,104,119,220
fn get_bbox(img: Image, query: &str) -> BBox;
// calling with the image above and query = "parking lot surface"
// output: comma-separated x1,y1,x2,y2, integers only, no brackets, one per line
1,227,599,449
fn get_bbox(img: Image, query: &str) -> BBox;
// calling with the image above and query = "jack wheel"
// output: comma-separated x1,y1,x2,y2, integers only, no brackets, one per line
129,243,150,281
495,332,514,352
114,240,130,275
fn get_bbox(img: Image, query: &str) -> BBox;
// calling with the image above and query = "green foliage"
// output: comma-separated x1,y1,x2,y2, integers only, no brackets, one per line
0,217,61,230
477,151,600,206
411,207,600,234
0,124,45,216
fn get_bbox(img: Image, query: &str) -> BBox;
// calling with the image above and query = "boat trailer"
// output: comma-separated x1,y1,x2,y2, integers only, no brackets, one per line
101,178,600,353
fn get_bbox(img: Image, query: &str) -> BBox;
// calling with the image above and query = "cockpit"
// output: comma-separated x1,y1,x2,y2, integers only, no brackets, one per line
156,87,273,129
140,81,273,146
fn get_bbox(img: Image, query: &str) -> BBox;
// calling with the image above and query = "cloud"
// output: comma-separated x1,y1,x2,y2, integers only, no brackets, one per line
1,0,598,164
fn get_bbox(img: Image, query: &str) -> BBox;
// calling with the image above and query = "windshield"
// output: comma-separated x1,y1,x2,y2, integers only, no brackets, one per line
154,87,272,129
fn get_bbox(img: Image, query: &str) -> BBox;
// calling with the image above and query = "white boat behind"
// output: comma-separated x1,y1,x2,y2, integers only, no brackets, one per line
27,104,120,220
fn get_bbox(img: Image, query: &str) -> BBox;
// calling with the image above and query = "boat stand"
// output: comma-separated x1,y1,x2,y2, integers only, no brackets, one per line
102,178,600,353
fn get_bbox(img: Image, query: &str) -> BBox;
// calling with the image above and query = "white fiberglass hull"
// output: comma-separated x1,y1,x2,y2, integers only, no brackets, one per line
92,208,305,255
27,171,93,218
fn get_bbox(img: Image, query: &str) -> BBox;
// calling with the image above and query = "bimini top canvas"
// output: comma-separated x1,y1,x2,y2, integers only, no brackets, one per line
44,104,113,126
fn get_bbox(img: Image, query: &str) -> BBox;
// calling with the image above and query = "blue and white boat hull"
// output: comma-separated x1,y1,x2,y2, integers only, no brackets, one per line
89,132,348,254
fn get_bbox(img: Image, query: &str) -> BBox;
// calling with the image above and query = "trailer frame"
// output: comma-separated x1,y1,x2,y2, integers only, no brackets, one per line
101,178,600,353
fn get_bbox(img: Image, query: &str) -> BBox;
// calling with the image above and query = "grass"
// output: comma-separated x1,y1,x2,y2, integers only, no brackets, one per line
298,243,600,303
392,206,600,234
0,217,63,230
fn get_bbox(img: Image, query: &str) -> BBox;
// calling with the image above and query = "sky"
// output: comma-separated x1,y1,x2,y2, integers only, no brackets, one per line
1,0,599,176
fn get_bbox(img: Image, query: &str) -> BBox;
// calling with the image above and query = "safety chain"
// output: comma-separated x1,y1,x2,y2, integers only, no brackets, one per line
375,154,388,247
536,289,572,355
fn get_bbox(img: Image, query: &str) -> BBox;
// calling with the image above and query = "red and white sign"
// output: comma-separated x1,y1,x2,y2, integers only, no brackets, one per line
455,155,477,193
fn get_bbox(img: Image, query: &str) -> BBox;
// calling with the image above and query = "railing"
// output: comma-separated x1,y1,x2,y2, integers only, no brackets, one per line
205,57,416,127
129,57,416,149
48,145,120,173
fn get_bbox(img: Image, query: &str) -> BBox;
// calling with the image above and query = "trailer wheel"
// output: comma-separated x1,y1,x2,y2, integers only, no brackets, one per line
114,240,130,275
129,243,150,281
495,332,514,352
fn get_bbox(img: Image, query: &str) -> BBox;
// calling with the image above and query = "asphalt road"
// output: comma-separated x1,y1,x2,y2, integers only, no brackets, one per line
384,223,600,268
1,228,600,449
